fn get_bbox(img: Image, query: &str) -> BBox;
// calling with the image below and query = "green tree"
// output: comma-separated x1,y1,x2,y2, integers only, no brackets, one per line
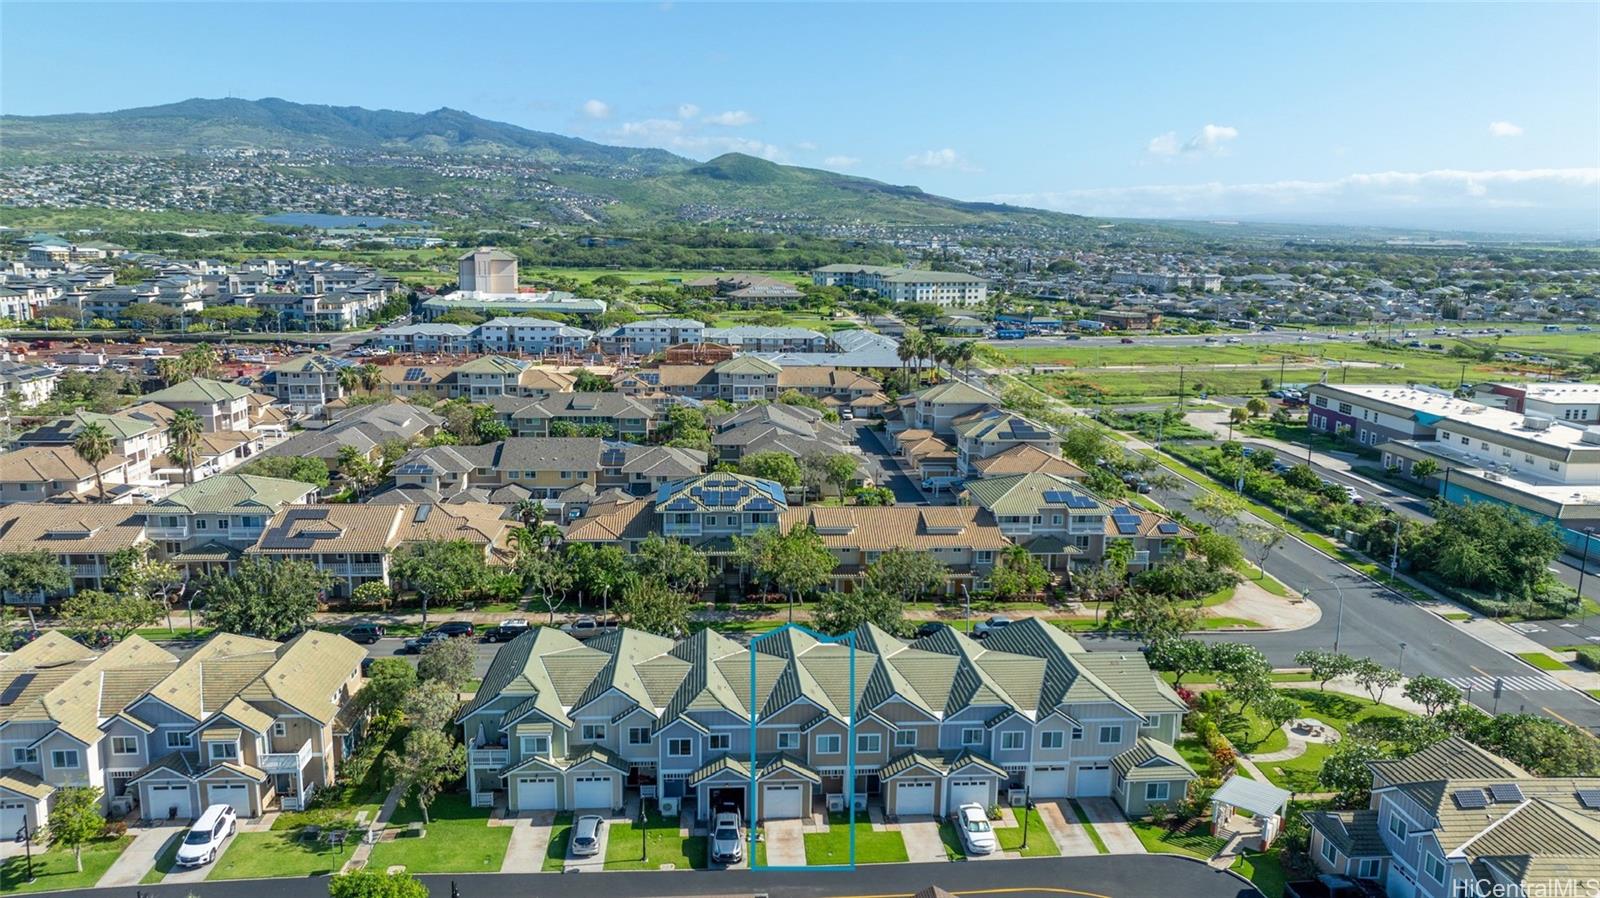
337,445,382,497
386,728,465,826
352,580,394,610
198,557,330,639
1192,491,1244,529
987,545,1048,602
1146,637,1211,688
392,540,490,628
1192,530,1244,570
813,583,905,636
564,543,630,612
617,576,693,637
1410,501,1564,601
1463,712,1600,776
329,870,430,898
168,408,203,486
0,550,71,602
1319,739,1387,807
1110,590,1202,645
60,589,161,640
1352,658,1401,704
1294,648,1357,691
360,659,417,718
1402,674,1463,716
633,535,709,595
48,786,105,871
738,452,804,490
1245,397,1269,417
862,548,948,608
1209,643,1272,714
1409,458,1439,481
1237,523,1284,579
238,455,331,489
759,525,836,620
417,636,475,692
520,548,574,623
402,681,462,733
572,369,614,392
72,421,115,501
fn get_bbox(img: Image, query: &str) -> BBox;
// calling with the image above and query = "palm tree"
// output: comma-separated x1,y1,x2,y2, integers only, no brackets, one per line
168,409,203,486
358,363,382,395
336,365,361,400
896,335,917,383
955,341,977,375
72,422,115,501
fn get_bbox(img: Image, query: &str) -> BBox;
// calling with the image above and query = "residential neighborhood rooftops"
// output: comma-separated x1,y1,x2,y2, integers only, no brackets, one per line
152,473,316,514
141,376,254,404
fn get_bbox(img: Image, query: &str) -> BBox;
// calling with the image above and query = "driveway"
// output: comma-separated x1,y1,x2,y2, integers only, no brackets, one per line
163,828,237,884
851,423,941,505
897,816,949,863
1077,798,1145,855
498,811,554,874
1036,801,1099,856
563,814,613,873
97,823,185,887
761,818,806,867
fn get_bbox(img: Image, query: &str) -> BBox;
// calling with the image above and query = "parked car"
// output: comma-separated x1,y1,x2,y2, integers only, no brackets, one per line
175,804,237,867
972,616,1013,639
710,811,744,865
914,622,946,639
344,623,386,645
561,616,619,640
485,619,532,642
429,621,475,639
571,815,605,856
953,803,998,855
401,633,447,654
840,407,854,421
1120,337,1135,344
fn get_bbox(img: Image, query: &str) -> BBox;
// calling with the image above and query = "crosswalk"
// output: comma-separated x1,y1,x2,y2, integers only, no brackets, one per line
1445,674,1567,693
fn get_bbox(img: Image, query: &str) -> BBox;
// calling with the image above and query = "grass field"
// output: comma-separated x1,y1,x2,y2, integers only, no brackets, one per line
605,809,706,871
1515,651,1571,671
802,812,909,865
364,793,510,874
525,267,807,286
0,835,132,894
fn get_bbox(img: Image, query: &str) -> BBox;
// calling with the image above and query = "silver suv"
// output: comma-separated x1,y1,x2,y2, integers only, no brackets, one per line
710,811,743,865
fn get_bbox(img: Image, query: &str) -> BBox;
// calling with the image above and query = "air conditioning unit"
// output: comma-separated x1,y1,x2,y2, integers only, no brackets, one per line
853,794,868,812
1008,789,1028,808
110,796,134,817
658,796,679,817
826,793,845,813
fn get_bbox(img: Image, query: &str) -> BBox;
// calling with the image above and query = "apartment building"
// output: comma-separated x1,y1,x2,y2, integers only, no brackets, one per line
1305,736,1600,898
459,618,1192,823
966,444,1087,481
953,410,1061,476
473,318,595,356
961,474,1192,572
0,446,131,504
512,393,658,439
372,323,475,354
596,319,706,356
708,405,857,465
0,504,151,601
782,505,1008,593
16,410,166,483
903,381,1004,437
140,377,253,432
419,291,606,322
145,474,318,575
261,354,348,412
702,326,830,353
458,248,518,294
0,362,58,408
811,265,988,307
390,438,706,502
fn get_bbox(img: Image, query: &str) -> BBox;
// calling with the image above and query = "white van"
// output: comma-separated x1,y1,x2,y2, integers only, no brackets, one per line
175,803,237,867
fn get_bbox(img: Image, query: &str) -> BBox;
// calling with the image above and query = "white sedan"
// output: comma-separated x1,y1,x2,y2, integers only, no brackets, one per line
953,803,998,855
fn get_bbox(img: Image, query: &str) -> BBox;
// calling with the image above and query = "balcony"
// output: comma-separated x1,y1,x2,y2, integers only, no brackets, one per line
1131,550,1152,566
146,525,189,539
262,738,312,775
469,747,508,768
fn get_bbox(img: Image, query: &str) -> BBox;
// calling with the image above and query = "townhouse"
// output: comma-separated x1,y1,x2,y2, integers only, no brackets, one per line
471,318,595,356
0,361,58,409
1305,736,1600,898
18,410,167,483
708,405,857,465
0,504,151,601
145,474,318,576
514,392,658,439
902,381,1004,437
596,319,706,356
244,500,514,596
702,326,830,353
961,474,1194,573
459,618,1192,824
617,361,885,413
371,323,475,355
0,628,368,832
966,444,1087,481
140,377,254,432
0,446,131,504
259,402,443,469
952,409,1060,476
781,505,1009,593
260,354,348,412
389,438,706,503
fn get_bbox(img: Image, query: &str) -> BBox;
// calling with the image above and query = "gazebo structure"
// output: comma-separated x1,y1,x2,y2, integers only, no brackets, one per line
1209,775,1292,851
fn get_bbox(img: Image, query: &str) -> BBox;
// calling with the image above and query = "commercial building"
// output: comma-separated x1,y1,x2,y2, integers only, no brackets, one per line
811,265,988,307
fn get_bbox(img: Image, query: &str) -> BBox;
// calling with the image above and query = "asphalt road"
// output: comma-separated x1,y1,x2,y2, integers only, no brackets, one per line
981,323,1553,351
32,853,1261,898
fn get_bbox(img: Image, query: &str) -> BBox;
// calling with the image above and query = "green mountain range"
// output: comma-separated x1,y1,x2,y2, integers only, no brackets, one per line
1,97,1091,229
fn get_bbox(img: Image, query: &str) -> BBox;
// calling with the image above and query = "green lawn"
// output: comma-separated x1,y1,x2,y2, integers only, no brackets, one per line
139,832,185,884
995,806,1059,857
1217,703,1290,755
206,832,349,880
935,821,967,860
365,793,510,874
1250,690,1412,791
1196,616,1264,630
1067,800,1109,854
542,813,574,872
1442,612,1473,622
1,835,131,894
1174,736,1212,772
1129,820,1227,857
1239,851,1288,898
803,812,908,865
605,808,706,871
1516,651,1570,671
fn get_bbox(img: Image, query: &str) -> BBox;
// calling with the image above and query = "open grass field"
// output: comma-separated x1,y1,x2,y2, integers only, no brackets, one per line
364,793,510,874
802,812,909,865
524,267,807,285
1,835,132,894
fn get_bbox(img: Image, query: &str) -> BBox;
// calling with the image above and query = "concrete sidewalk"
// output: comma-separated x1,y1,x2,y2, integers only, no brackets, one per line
342,778,408,873
1076,798,1145,855
96,823,183,887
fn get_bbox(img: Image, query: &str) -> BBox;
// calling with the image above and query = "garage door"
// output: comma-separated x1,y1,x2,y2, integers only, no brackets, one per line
1075,764,1112,797
946,779,990,813
762,783,805,819
515,776,558,811
148,784,193,820
1030,766,1069,798
571,775,613,810
894,780,936,816
207,783,251,818
0,801,26,836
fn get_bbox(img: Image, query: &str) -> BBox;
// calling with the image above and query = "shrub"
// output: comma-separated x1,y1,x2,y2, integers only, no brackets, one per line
1576,647,1600,671
102,820,128,838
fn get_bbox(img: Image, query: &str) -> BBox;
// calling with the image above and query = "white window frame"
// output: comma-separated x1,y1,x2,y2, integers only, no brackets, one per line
706,733,731,752
628,727,651,746
894,729,916,748
51,749,80,770
961,728,984,746
1098,725,1123,745
111,736,139,756
581,724,606,742
856,734,881,754
166,731,192,749
1040,730,1064,749
1357,858,1380,879
273,721,287,738
1322,837,1339,865
816,734,842,755
777,731,801,751
1423,852,1445,884
1388,813,1407,840
1145,781,1170,802
12,747,38,765
1000,731,1024,751
667,738,692,757
210,741,238,762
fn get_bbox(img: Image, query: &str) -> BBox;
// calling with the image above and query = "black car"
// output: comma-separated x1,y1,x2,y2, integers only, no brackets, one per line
914,622,945,639
360,656,376,676
484,620,532,643
429,621,475,639
401,633,447,654
344,624,386,645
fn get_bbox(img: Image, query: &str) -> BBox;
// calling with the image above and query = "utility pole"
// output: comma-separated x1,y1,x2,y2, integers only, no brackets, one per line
1177,366,1185,410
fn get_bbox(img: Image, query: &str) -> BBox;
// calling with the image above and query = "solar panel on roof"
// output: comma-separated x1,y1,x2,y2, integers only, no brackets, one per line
1452,789,1488,810
1066,494,1097,509
1157,522,1181,535
747,498,775,511
404,367,423,382
1114,518,1139,535
1578,789,1600,810
1043,490,1070,504
1489,783,1524,803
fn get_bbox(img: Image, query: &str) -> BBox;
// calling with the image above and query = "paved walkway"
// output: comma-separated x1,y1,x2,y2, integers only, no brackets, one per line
1037,800,1099,856
96,823,183,887
1076,798,1145,855
1211,578,1320,631
342,779,408,873
899,817,949,863
496,811,554,874
763,818,807,866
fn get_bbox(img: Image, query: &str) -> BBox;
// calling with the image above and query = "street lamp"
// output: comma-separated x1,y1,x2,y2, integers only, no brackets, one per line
15,819,35,884
1020,793,1033,849
1398,641,1408,677
1577,526,1595,618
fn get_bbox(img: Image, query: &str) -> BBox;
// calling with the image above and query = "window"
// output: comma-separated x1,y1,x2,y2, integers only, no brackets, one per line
1338,403,1352,415
976,550,993,564
273,722,287,738
1000,731,1024,751
166,731,192,749
11,748,37,765
111,736,138,755
51,749,80,769
1098,725,1123,745
1388,813,1407,840
1145,782,1170,802
857,734,881,753
892,729,916,748
816,734,841,754
1143,715,1159,728
1071,726,1083,741
1357,858,1380,879
210,742,238,761
961,728,984,746
1423,853,1446,884
1040,731,1064,749
706,733,730,752
628,727,651,746
581,724,606,742
667,738,692,757
1322,838,1339,865
778,731,801,751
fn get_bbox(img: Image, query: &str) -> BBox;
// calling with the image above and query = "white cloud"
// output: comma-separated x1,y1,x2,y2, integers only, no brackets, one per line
705,110,756,127
904,148,979,172
617,118,684,139
611,118,784,161
1489,121,1524,138
1148,124,1239,157
581,99,611,120
677,104,700,120
823,155,860,169
986,167,1600,220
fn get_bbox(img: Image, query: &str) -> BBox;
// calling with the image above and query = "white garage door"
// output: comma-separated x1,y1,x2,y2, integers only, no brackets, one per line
572,775,613,810
1030,766,1069,798
763,783,805,819
148,784,193,820
0,801,26,836
207,784,251,818
1075,764,1112,797
894,780,936,816
946,779,990,813
515,776,558,811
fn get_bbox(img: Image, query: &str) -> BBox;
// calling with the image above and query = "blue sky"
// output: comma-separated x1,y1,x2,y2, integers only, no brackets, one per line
3,2,1597,233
